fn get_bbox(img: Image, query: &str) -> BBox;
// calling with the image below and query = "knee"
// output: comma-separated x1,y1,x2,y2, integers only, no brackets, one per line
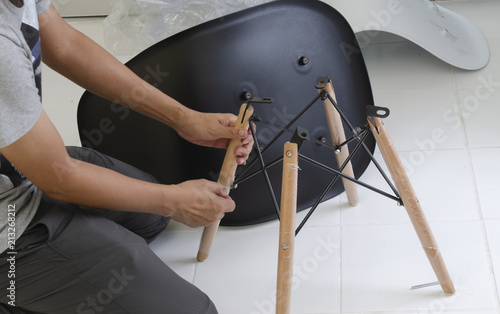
66,146,159,183
97,244,218,314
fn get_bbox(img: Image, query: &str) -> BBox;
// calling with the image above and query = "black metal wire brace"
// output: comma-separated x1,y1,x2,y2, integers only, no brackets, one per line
232,81,404,237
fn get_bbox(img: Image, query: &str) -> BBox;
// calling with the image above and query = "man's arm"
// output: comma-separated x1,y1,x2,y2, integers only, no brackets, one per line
39,5,183,129
38,5,253,161
0,110,235,228
2,5,251,228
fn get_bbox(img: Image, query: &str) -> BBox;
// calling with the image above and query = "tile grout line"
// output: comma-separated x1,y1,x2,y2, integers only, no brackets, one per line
339,197,344,314
451,65,500,310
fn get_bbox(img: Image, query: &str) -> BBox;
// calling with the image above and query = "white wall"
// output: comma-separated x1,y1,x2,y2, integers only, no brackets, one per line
51,0,115,17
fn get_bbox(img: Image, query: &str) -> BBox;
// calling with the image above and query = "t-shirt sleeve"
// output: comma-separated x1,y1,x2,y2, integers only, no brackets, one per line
37,0,51,15
0,32,43,148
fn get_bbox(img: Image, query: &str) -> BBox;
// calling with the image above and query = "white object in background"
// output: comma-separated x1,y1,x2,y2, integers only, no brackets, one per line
54,0,489,70
51,0,114,17
324,0,489,70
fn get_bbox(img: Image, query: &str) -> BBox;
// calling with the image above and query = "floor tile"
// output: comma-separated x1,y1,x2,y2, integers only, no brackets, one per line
341,148,479,225
341,221,498,313
193,223,280,314
484,220,500,302
194,224,342,314
470,148,500,219
295,196,341,229
374,90,466,152
458,87,500,148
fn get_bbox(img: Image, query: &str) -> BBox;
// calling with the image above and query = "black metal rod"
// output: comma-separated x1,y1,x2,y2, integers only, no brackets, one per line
295,168,341,236
360,141,401,200
336,129,368,175
336,128,369,150
235,155,283,185
233,90,405,233
256,119,339,151
249,122,281,219
237,93,322,179
298,154,401,203
295,130,369,235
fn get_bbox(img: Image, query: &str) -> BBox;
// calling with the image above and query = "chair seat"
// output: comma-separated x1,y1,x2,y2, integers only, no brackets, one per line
77,0,376,226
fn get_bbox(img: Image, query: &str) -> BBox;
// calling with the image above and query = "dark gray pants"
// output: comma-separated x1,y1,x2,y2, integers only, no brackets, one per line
0,147,218,314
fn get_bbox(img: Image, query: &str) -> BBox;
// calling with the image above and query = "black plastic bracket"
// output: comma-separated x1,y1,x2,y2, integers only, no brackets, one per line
242,97,274,123
237,78,405,232
366,105,390,119
315,76,331,90
248,97,274,104
290,126,310,151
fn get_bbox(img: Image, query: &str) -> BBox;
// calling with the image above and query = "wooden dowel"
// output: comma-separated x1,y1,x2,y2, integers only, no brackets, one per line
320,81,359,206
197,104,254,262
368,117,455,295
276,142,299,314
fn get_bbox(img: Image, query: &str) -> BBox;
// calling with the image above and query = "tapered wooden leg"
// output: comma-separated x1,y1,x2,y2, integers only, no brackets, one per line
197,104,254,262
320,80,359,206
368,117,455,295
276,142,299,314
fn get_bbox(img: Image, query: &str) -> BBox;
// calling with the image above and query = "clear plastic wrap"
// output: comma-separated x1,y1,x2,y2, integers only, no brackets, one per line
103,0,271,56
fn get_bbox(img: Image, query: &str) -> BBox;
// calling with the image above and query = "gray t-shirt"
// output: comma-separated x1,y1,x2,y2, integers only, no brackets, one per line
0,0,51,253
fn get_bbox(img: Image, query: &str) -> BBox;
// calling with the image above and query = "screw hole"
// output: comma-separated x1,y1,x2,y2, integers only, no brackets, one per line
241,91,251,101
299,56,309,66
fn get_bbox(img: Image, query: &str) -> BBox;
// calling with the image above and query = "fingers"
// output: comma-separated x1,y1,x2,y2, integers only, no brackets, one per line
234,126,254,165
223,115,247,140
210,181,236,209
172,180,235,228
235,145,251,165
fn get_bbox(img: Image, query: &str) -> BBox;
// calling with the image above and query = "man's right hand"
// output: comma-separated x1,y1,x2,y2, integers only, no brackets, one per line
167,179,236,228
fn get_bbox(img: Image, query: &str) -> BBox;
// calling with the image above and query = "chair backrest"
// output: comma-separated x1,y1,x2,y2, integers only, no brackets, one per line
77,0,376,226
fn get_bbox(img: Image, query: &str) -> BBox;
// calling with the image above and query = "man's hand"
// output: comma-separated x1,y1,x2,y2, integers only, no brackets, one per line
39,5,254,166
0,110,235,229
176,110,254,165
168,179,236,228
29,5,250,228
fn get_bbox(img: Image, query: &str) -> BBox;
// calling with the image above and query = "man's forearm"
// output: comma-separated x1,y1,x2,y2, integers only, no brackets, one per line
47,156,174,216
39,5,188,130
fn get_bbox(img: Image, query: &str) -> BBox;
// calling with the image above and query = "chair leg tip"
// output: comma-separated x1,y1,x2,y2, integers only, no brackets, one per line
197,252,209,262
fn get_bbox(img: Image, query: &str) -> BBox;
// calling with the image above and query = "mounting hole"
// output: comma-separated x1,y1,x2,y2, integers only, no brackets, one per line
377,109,388,116
299,56,309,66
241,91,252,101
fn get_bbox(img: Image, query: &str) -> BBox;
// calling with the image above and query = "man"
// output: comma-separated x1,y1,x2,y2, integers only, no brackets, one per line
0,0,253,313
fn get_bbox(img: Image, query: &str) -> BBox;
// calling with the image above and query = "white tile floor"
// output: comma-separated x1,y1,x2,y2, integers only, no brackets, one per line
42,1,500,313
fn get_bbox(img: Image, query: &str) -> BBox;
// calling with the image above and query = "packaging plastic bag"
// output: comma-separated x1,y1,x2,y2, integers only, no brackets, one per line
103,0,271,57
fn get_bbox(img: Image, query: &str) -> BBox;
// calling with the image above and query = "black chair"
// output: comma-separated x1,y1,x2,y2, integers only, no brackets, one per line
78,2,456,308
77,0,376,226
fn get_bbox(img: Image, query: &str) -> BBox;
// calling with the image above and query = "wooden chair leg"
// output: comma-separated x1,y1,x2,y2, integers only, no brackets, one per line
276,142,299,314
197,104,254,262
320,80,359,206
368,117,455,295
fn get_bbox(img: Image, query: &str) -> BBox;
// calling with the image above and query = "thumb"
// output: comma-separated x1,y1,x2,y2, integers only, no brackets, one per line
221,124,246,140
211,182,236,212
217,113,247,139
